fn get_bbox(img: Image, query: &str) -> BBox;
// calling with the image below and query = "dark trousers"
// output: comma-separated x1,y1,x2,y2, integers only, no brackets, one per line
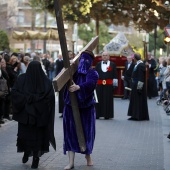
0,99,5,119
0,94,12,119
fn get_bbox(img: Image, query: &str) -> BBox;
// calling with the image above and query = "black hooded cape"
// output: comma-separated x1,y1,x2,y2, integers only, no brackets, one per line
11,61,56,153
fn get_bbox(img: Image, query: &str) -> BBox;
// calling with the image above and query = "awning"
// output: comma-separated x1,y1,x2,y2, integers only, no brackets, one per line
12,29,59,40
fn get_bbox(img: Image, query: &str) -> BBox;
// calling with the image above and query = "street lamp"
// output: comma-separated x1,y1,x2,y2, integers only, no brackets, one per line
71,40,76,55
164,36,170,56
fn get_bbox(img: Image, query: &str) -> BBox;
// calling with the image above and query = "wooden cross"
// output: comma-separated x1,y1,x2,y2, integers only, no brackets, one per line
53,0,99,152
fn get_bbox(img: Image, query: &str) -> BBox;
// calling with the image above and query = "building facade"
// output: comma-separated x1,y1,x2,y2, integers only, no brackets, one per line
0,0,82,56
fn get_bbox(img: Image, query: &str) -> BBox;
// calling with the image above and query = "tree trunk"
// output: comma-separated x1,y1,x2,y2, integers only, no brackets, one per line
95,15,99,54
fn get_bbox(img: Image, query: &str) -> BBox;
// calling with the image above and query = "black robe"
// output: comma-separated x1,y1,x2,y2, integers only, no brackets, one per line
55,59,64,113
128,62,149,120
11,61,56,157
123,61,135,98
144,58,158,98
95,61,117,119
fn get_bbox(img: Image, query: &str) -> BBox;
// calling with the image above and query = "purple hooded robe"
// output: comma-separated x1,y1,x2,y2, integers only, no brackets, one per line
63,52,99,155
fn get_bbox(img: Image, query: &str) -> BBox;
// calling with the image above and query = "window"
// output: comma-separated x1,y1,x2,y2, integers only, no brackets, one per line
36,13,41,26
18,11,24,24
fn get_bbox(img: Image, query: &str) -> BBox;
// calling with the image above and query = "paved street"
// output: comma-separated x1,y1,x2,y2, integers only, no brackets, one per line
0,97,170,170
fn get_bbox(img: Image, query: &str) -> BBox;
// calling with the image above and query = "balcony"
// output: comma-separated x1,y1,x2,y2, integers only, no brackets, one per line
18,1,31,9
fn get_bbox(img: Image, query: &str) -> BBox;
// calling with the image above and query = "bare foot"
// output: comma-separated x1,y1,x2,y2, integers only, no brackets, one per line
64,164,74,170
85,155,93,166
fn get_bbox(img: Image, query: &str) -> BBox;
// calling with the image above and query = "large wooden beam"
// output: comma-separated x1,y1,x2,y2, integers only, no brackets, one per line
53,0,99,153
53,36,99,92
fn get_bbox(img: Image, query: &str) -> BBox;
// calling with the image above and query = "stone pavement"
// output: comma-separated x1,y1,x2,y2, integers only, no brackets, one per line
0,97,170,170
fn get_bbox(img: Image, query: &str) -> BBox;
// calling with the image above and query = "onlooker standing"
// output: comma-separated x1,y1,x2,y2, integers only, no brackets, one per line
144,52,158,99
33,56,47,75
158,57,165,92
19,53,26,74
6,55,20,88
128,53,149,121
11,61,56,169
55,54,64,118
95,51,118,119
0,58,10,124
1,57,13,120
158,60,167,100
121,54,135,99
48,58,55,80
55,54,64,76
42,54,50,77
159,57,170,100
68,50,74,63
20,54,31,74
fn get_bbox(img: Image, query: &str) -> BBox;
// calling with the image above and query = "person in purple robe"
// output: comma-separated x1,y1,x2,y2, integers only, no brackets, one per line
63,50,99,170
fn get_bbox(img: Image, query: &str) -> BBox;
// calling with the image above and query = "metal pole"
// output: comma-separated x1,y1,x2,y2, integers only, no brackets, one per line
168,42,170,57
154,23,157,57
72,41,75,55
43,10,47,54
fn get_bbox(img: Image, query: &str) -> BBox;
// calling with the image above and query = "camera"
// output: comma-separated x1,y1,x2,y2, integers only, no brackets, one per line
164,1,169,7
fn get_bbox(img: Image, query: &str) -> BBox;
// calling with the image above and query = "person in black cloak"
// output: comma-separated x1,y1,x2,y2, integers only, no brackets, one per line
144,52,158,99
127,53,149,121
11,61,56,169
55,54,64,118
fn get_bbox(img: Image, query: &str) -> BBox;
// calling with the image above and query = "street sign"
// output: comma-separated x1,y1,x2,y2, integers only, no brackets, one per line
164,24,170,37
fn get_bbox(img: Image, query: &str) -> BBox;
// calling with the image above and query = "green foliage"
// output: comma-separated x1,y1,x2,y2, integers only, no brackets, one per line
30,0,169,32
78,21,112,52
30,0,169,55
0,30,9,51
132,47,145,60
149,29,166,56
78,22,95,44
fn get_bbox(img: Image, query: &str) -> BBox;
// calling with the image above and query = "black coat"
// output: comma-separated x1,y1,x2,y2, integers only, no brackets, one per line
55,59,64,76
123,61,135,79
143,59,158,97
6,63,18,88
11,61,56,151
128,62,149,120
55,59,64,113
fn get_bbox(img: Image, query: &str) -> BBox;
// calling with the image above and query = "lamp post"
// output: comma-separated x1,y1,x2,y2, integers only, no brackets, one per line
164,37,170,56
72,33,76,55
154,23,157,57
164,16,170,56
43,10,47,54
143,33,148,59
71,40,75,55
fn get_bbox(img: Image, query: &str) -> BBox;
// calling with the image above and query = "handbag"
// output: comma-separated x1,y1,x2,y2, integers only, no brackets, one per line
0,77,8,92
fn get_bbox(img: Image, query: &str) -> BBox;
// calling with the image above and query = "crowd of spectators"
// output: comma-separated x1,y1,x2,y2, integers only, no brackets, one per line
0,51,58,127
